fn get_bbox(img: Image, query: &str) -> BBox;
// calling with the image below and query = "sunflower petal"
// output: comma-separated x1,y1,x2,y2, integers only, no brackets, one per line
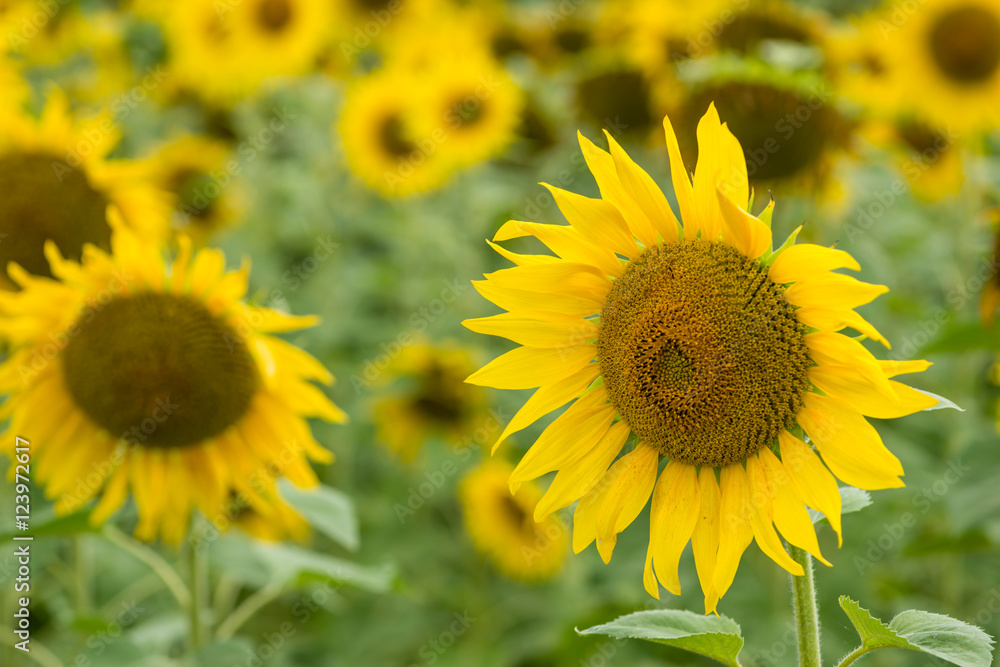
649,460,700,596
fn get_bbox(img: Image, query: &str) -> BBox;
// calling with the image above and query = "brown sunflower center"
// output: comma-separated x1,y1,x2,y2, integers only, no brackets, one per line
597,240,811,467
929,5,1000,84
449,96,484,128
62,292,260,448
257,0,293,32
413,363,467,424
576,70,653,135
171,168,219,223
378,114,418,159
683,81,839,182
897,120,949,163
498,494,530,531
716,12,812,54
0,152,111,280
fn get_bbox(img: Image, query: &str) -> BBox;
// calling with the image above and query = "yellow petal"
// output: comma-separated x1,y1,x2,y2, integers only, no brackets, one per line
540,185,638,261
604,131,680,242
785,274,888,312
662,113,695,234
795,306,890,347
810,368,937,419
716,187,772,259
495,219,629,273
466,344,596,389
778,431,843,546
693,104,749,241
535,420,630,520
491,362,601,452
473,279,603,316
805,332,896,398
757,447,830,565
712,463,753,599
486,239,561,267
879,359,932,378
746,454,803,576
484,262,611,302
692,467,721,607
463,310,598,348
769,243,860,284
650,460,700,596
798,393,904,490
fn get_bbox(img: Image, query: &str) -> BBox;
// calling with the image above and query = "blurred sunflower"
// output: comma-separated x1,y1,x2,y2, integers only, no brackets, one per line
163,0,329,105
146,135,245,244
0,55,27,110
414,58,524,169
0,220,346,544
673,68,850,198
374,344,487,461
459,460,567,581
872,0,1000,132
339,69,454,197
220,489,310,542
862,118,964,201
0,91,171,284
979,209,1000,324
464,104,937,612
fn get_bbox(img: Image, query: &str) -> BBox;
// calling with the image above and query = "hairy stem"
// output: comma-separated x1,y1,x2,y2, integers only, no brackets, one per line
789,545,822,667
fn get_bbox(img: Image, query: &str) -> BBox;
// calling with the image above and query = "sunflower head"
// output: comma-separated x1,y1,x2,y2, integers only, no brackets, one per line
464,104,937,612
0,219,346,544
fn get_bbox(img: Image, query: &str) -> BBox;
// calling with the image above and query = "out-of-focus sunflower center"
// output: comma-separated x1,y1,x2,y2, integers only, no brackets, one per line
62,292,260,448
597,240,811,468
929,6,1000,83
378,114,418,159
716,12,812,54
171,168,219,222
257,0,293,33
450,97,484,128
683,81,838,182
498,494,530,531
576,70,653,135
0,152,111,280
412,363,467,423
896,120,949,163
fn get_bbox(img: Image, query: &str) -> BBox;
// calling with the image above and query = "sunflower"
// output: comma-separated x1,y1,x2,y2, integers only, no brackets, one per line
0,219,346,544
219,488,310,542
862,118,964,202
145,135,246,244
0,55,27,111
374,344,488,461
162,0,329,105
338,68,456,197
463,104,937,612
412,57,524,170
870,0,1000,133
459,460,568,581
0,91,171,285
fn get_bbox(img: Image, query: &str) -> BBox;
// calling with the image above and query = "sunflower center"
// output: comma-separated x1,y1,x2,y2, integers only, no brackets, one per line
378,114,418,159
597,240,811,468
498,494,529,530
62,292,260,448
171,168,219,222
683,81,838,182
0,152,111,280
257,0,293,32
576,70,653,134
929,5,1000,84
413,364,466,423
449,96,484,128
897,120,949,163
716,12,812,54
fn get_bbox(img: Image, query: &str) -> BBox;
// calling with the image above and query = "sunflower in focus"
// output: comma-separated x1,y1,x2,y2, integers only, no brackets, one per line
163,0,329,105
459,460,567,581
145,135,246,244
871,0,1000,133
339,69,454,197
0,220,346,544
464,104,937,612
413,58,523,170
375,344,487,461
0,91,171,285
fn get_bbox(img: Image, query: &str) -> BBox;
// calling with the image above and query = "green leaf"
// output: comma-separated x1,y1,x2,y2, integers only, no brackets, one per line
810,487,871,525
252,542,397,594
277,478,359,551
578,610,744,667
0,507,97,540
889,610,995,667
186,638,255,667
839,597,995,667
914,388,964,412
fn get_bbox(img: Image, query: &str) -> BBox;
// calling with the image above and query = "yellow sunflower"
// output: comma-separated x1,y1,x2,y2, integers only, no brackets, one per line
0,54,27,111
338,68,456,197
162,0,329,105
0,219,346,544
0,91,171,285
872,0,1000,133
145,135,246,244
862,118,964,202
463,104,937,612
374,343,488,461
412,57,524,170
459,460,568,581
219,488,310,542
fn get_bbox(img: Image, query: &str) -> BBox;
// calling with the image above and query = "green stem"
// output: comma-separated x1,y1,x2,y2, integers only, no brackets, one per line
789,545,822,667
0,633,65,667
188,533,207,653
835,646,870,667
73,535,91,614
215,581,285,641
100,525,190,608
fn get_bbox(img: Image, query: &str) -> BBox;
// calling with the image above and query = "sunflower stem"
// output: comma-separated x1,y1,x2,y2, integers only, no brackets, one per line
100,525,191,608
73,535,92,614
187,528,208,654
789,545,822,667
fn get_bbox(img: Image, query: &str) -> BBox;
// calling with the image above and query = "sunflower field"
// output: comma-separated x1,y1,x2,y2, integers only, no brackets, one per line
1,0,1000,666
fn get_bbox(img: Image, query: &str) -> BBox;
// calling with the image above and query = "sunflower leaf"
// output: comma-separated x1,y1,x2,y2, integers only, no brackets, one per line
251,542,397,594
278,479,360,551
577,610,743,666
838,597,995,667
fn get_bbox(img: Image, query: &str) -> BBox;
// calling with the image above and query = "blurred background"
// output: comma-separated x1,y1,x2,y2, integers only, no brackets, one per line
1,0,999,665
